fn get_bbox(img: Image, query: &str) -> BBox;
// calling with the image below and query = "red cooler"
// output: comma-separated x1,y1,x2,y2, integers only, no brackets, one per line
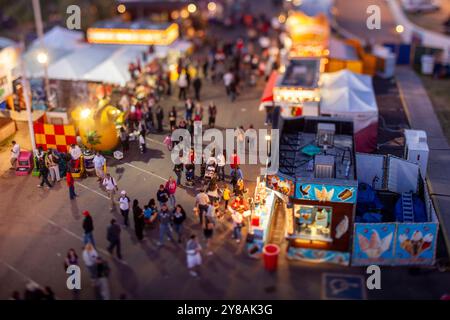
263,244,280,272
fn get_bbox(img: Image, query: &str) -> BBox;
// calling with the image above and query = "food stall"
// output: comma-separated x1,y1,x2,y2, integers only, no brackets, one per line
267,117,358,266
246,177,278,258
273,58,322,118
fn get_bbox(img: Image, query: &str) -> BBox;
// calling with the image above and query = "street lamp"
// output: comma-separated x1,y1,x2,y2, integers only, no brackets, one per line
265,134,272,178
19,43,36,153
187,4,197,14
36,51,48,64
32,0,52,110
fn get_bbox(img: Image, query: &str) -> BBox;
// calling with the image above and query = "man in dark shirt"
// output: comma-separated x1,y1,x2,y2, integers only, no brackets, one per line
82,210,95,246
106,219,122,259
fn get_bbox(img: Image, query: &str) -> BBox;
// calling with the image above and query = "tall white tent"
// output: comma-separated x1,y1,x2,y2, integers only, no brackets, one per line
320,70,378,152
46,45,116,81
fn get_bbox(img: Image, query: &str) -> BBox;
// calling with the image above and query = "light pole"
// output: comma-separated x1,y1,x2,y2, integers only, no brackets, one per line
19,43,36,153
265,133,272,179
31,0,52,110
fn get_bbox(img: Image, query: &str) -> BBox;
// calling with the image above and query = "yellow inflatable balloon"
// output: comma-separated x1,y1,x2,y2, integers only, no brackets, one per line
71,100,122,152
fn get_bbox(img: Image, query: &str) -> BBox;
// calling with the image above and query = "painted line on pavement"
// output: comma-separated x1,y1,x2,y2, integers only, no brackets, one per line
36,215,128,265
75,182,109,200
146,137,166,147
124,163,168,182
0,259,42,287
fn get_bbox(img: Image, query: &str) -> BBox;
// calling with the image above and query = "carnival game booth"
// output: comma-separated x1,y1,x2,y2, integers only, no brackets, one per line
353,151,439,266
266,117,358,266
268,58,322,118
320,70,378,153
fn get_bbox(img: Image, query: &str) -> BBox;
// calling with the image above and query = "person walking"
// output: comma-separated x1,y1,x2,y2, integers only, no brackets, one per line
156,105,164,132
229,149,241,180
178,72,188,100
156,184,169,208
217,150,226,181
193,76,202,101
37,159,52,189
203,203,216,256
223,69,234,98
172,204,186,243
66,171,77,200
231,210,244,243
156,203,174,246
95,257,111,300
93,152,106,181
173,161,184,186
102,173,118,211
118,191,130,227
82,210,95,246
186,234,202,277
193,103,203,122
10,140,20,169
119,127,129,155
222,184,231,210
45,150,61,183
132,199,145,241
138,131,146,154
106,219,122,259
165,177,177,208
64,248,78,271
169,106,177,130
185,98,194,121
82,243,98,280
195,189,210,225
208,102,217,128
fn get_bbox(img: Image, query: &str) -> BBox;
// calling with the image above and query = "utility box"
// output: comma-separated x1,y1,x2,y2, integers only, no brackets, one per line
404,129,429,177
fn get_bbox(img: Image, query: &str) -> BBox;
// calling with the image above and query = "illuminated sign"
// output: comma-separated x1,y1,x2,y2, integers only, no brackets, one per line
87,23,179,45
295,183,357,204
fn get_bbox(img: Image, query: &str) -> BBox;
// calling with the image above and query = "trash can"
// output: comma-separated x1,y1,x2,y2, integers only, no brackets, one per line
421,55,434,75
263,244,280,272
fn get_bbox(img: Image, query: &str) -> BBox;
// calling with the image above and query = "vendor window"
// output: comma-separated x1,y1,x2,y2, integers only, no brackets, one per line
294,205,332,242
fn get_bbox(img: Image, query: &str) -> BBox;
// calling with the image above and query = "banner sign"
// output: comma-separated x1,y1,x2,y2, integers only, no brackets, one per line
352,222,438,266
295,183,357,204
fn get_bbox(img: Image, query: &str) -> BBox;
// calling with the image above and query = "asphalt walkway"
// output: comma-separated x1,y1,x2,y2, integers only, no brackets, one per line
396,66,450,257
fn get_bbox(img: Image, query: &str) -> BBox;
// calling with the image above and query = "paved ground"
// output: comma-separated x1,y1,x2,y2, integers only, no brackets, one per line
1,0,450,301
334,0,401,44
403,0,450,34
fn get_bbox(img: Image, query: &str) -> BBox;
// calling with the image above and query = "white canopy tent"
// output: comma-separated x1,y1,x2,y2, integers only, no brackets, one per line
46,45,116,81
320,69,373,93
320,70,378,152
28,26,85,51
83,46,153,85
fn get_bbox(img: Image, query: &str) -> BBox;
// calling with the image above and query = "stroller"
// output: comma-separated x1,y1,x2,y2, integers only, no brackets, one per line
185,163,195,186
203,158,217,184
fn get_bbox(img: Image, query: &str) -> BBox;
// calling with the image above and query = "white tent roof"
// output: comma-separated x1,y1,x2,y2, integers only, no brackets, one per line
84,46,152,85
29,26,85,51
320,70,378,132
46,45,116,81
321,69,373,92
321,87,377,113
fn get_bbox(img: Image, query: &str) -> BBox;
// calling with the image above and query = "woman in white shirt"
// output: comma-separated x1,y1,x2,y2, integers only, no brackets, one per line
82,243,98,279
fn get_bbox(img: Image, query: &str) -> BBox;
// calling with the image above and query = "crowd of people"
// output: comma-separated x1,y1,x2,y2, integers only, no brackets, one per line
6,1,288,300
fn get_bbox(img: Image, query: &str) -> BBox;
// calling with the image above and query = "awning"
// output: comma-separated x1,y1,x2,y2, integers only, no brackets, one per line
259,71,278,111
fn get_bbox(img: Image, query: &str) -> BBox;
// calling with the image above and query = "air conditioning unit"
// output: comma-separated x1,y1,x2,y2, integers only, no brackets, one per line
316,123,335,147
314,155,335,179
